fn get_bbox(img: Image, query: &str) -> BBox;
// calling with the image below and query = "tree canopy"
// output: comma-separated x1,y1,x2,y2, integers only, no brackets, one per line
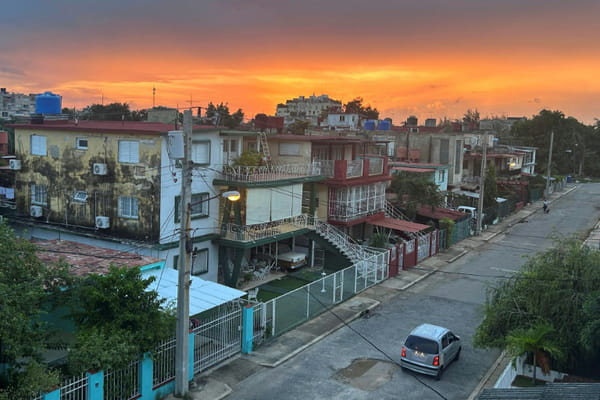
77,103,147,121
474,237,600,377
344,97,379,120
511,110,598,176
203,102,244,129
390,172,443,219
0,223,70,397
66,266,175,373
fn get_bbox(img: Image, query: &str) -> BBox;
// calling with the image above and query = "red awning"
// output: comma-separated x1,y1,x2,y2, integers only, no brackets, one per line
370,217,430,233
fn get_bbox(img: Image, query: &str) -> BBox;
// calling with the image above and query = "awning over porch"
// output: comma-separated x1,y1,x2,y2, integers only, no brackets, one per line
370,216,430,233
143,268,246,316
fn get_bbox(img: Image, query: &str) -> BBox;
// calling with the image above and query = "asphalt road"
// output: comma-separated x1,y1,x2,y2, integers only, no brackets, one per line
227,183,600,400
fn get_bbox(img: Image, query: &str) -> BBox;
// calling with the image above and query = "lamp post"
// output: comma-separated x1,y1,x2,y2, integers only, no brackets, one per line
174,109,241,397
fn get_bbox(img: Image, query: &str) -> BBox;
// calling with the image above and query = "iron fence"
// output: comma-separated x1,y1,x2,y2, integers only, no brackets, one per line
59,373,88,400
103,359,140,400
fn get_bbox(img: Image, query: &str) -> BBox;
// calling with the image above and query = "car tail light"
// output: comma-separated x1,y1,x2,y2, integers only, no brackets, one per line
401,347,406,357
433,356,439,366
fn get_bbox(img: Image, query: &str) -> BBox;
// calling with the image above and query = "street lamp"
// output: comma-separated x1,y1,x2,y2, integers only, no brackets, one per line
175,189,240,396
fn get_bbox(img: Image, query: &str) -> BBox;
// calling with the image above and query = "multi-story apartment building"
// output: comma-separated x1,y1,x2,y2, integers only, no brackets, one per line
0,88,37,120
275,94,342,126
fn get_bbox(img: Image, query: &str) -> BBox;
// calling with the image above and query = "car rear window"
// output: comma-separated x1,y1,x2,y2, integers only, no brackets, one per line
405,335,439,354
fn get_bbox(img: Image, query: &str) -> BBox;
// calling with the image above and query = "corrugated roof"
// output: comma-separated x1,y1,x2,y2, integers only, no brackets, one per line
370,216,429,233
34,239,160,277
478,383,600,400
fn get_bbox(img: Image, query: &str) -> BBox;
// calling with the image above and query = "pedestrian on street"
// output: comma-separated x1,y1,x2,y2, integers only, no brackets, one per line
543,199,549,214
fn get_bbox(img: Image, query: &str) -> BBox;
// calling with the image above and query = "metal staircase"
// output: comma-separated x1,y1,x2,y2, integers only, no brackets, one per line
313,219,368,263
258,132,271,164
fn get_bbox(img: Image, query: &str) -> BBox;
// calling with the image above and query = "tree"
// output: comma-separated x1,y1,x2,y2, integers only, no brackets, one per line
80,103,134,121
511,110,594,176
344,97,379,119
0,222,70,397
287,120,310,135
505,321,563,384
66,266,175,372
474,237,600,377
463,109,480,130
390,172,443,219
203,102,244,128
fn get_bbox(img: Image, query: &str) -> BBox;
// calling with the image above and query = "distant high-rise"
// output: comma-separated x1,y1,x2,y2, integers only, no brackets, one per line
275,94,342,126
0,88,37,120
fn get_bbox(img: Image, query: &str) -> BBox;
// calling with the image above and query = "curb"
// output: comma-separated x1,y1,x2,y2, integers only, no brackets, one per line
466,350,507,400
400,268,438,290
259,299,381,368
447,250,467,263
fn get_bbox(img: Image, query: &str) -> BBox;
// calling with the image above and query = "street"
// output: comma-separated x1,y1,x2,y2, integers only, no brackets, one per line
226,183,600,400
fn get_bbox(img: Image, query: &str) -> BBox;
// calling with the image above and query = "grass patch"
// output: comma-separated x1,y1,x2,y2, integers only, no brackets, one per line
256,289,280,302
291,269,326,282
267,277,309,291
512,375,547,387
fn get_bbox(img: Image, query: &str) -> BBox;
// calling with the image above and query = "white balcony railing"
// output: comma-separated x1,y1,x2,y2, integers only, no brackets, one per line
220,163,322,183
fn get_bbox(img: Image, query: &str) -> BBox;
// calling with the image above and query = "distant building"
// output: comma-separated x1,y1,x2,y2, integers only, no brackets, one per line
253,114,284,134
322,112,359,131
0,88,36,120
276,94,342,126
147,107,178,124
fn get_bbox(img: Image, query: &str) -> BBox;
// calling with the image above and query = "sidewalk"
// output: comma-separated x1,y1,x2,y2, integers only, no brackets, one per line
170,185,578,400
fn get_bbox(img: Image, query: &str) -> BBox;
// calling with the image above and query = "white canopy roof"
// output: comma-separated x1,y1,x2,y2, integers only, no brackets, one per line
454,190,507,203
143,268,246,316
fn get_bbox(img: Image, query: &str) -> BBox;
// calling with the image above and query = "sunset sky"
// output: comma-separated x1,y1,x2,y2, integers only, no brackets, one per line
2,0,600,124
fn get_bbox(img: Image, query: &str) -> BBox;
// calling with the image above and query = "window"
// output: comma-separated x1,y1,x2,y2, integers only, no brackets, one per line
118,140,139,163
455,140,462,174
31,135,47,156
339,115,345,122
191,141,210,164
174,193,210,222
173,255,179,270
279,142,300,156
76,137,88,150
118,196,139,219
438,170,445,181
247,141,258,152
192,248,209,275
31,184,48,205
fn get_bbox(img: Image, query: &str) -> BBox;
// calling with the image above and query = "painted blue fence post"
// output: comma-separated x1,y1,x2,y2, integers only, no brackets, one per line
42,388,60,400
188,331,195,381
86,370,104,400
242,305,254,354
139,352,153,400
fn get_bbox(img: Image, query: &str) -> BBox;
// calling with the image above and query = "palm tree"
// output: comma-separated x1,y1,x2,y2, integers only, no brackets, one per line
506,321,564,385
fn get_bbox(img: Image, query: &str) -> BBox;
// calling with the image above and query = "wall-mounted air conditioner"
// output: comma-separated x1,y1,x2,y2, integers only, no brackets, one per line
73,191,88,202
95,216,110,229
93,163,108,175
9,159,21,170
30,205,43,218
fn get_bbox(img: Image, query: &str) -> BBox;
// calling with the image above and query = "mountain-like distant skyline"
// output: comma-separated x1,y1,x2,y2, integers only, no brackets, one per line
2,0,599,123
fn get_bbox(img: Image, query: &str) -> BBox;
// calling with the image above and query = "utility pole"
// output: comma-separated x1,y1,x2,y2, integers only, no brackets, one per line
545,130,554,197
175,109,193,397
476,132,488,235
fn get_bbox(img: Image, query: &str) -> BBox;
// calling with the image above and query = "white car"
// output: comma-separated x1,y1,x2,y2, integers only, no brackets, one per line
400,323,461,380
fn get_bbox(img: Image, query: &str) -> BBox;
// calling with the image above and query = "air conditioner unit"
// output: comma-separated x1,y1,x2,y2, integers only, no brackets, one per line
93,163,108,175
95,216,110,229
73,191,88,202
9,159,21,170
30,205,43,218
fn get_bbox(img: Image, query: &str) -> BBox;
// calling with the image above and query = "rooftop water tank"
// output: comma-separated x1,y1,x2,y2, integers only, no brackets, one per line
364,120,376,130
35,92,62,114
377,120,391,130
406,116,418,126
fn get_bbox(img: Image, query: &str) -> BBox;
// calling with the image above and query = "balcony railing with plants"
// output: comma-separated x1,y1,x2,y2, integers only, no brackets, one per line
219,162,322,183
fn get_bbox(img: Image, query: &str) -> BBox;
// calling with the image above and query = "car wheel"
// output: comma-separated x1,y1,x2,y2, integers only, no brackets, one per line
435,367,443,381
455,347,461,361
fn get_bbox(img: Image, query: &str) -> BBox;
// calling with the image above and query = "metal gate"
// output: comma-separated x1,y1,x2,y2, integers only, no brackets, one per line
193,307,242,374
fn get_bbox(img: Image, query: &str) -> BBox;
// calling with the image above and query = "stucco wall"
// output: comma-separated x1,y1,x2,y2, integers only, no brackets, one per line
14,127,161,241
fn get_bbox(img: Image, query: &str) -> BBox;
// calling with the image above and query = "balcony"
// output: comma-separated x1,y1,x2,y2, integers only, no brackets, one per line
322,156,389,185
213,163,325,187
220,214,315,243
327,182,387,224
